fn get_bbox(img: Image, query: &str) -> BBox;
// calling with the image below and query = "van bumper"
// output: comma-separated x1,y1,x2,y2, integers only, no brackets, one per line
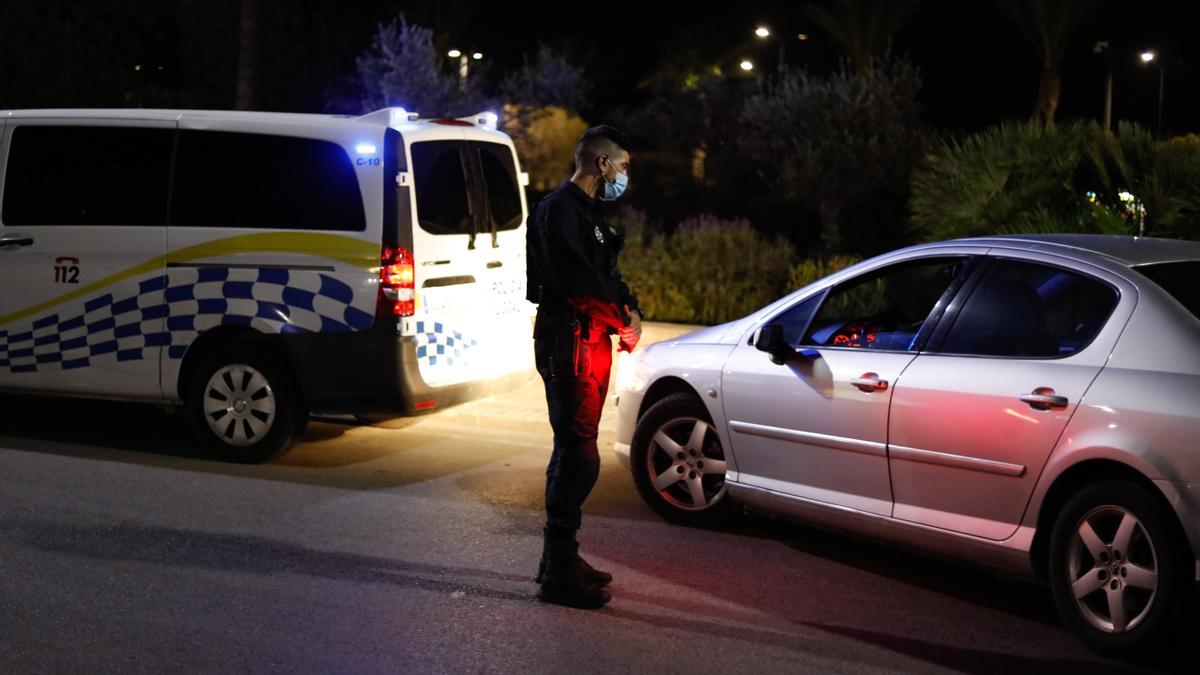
287,324,533,418
385,337,535,416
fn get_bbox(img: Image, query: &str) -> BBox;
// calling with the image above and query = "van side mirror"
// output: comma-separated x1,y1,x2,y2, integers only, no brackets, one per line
754,324,792,365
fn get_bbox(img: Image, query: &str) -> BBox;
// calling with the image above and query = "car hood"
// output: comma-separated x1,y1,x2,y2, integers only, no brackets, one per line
663,318,753,346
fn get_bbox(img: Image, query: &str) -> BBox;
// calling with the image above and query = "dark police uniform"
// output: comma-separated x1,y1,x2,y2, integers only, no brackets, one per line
526,180,640,545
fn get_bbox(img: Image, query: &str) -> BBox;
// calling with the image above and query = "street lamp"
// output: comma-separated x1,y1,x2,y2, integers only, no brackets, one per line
740,60,755,72
447,48,484,90
1140,50,1165,136
754,25,786,75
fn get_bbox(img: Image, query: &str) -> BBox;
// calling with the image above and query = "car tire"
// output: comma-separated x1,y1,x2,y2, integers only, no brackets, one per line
1048,480,1191,658
187,345,302,463
631,392,739,527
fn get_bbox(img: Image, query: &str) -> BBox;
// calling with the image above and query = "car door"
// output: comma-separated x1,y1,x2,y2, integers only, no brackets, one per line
0,119,173,398
721,254,974,515
887,253,1135,540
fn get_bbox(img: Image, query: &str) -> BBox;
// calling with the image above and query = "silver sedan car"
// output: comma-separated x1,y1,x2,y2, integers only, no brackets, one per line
613,235,1199,657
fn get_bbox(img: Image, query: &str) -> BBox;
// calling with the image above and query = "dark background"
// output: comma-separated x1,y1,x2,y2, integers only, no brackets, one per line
0,0,1194,135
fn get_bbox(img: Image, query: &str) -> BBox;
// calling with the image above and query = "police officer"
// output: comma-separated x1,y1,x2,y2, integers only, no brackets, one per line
526,126,642,609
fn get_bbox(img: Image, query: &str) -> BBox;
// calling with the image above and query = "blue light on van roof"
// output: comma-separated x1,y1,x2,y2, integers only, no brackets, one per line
355,143,377,155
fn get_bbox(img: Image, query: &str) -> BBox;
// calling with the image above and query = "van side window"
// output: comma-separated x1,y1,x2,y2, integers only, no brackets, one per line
411,141,472,235
474,142,522,231
2,125,173,226
171,130,365,231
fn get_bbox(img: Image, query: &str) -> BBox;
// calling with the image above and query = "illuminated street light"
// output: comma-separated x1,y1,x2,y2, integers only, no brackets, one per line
797,33,809,41
753,24,786,75
1140,49,1165,137
740,60,755,72
472,52,483,61
448,49,462,58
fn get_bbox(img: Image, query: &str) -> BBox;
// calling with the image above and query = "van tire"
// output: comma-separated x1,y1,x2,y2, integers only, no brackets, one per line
187,345,301,463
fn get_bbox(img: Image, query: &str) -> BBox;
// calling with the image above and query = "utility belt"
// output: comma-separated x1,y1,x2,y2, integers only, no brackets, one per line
535,307,610,379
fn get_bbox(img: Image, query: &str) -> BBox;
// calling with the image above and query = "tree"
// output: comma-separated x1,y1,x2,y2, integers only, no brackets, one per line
503,106,588,191
496,45,590,190
907,120,1200,242
234,0,259,110
909,121,1104,240
804,0,920,76
740,56,926,252
350,16,489,117
999,0,1101,127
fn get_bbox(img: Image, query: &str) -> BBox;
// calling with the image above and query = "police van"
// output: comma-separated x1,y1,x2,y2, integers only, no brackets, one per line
0,107,535,462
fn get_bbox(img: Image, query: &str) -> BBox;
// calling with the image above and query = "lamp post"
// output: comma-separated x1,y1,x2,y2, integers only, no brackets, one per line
447,49,484,91
1141,50,1165,136
754,25,787,76
1093,41,1113,133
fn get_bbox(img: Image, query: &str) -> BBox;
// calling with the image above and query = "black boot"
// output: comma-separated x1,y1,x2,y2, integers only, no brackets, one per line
536,528,610,609
535,528,613,587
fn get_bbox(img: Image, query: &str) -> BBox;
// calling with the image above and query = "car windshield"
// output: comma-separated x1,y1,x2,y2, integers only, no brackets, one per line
1134,261,1200,320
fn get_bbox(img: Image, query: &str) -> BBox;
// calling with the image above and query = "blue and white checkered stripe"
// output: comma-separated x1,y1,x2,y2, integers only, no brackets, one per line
0,267,374,375
414,321,479,368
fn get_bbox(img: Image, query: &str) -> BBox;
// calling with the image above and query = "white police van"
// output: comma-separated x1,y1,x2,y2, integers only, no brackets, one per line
0,107,535,462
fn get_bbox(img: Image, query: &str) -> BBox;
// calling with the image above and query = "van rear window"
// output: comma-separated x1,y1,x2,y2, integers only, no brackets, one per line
171,130,365,231
1136,261,1200,320
411,140,522,236
2,125,173,226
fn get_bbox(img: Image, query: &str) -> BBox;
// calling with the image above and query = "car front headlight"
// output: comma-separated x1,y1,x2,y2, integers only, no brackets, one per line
613,346,650,394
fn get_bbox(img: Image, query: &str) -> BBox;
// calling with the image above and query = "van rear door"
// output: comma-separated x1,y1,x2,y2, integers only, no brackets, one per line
406,133,533,387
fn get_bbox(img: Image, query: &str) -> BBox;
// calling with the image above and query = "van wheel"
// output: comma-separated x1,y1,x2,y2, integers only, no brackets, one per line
1048,480,1190,658
631,393,739,527
188,346,301,463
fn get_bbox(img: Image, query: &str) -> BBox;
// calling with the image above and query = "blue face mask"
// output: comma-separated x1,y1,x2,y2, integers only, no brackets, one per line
600,156,629,201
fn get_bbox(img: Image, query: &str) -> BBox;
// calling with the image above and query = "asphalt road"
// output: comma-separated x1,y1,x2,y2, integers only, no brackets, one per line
0,325,1189,673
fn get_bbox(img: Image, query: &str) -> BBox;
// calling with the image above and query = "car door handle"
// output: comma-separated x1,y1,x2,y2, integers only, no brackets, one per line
1019,388,1069,411
850,373,888,392
0,235,34,249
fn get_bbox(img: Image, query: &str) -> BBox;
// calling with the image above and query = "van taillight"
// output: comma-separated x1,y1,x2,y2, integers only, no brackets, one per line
380,246,415,316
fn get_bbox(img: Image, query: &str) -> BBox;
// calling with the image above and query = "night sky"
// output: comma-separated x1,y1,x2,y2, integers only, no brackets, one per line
1,1,1197,135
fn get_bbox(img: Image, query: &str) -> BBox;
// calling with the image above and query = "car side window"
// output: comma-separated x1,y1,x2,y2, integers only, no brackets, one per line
801,257,967,351
772,294,823,348
940,259,1118,358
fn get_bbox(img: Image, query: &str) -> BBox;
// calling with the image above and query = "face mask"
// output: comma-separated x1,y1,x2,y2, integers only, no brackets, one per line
600,156,629,201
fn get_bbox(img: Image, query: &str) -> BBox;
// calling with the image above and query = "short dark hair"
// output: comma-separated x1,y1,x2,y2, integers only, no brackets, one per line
574,125,632,170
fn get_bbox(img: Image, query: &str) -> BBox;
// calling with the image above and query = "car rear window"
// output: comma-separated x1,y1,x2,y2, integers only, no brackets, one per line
1135,261,1200,320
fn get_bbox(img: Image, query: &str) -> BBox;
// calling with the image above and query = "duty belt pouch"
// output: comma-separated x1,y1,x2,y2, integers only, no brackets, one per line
548,318,592,379
548,318,580,379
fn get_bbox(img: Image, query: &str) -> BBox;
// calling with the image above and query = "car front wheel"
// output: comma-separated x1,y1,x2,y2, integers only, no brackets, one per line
631,393,739,526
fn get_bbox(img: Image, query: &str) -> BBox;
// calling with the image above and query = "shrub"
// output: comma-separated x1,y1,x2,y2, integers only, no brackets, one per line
617,212,795,325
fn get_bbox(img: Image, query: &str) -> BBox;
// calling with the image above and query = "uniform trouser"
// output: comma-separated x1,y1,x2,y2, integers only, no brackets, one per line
535,326,613,535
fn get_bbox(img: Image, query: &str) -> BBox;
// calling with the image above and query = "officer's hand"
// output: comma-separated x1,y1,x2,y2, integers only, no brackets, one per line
619,309,642,352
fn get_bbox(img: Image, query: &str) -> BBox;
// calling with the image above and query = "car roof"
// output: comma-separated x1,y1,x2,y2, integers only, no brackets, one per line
939,234,1200,267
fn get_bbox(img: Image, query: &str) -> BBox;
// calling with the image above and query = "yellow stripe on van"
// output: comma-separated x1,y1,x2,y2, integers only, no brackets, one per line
0,232,378,327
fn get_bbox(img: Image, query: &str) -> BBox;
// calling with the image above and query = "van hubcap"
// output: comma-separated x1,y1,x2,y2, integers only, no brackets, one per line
203,365,276,447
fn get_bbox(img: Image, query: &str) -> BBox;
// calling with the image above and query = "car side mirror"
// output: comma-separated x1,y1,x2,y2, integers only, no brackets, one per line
754,324,793,365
